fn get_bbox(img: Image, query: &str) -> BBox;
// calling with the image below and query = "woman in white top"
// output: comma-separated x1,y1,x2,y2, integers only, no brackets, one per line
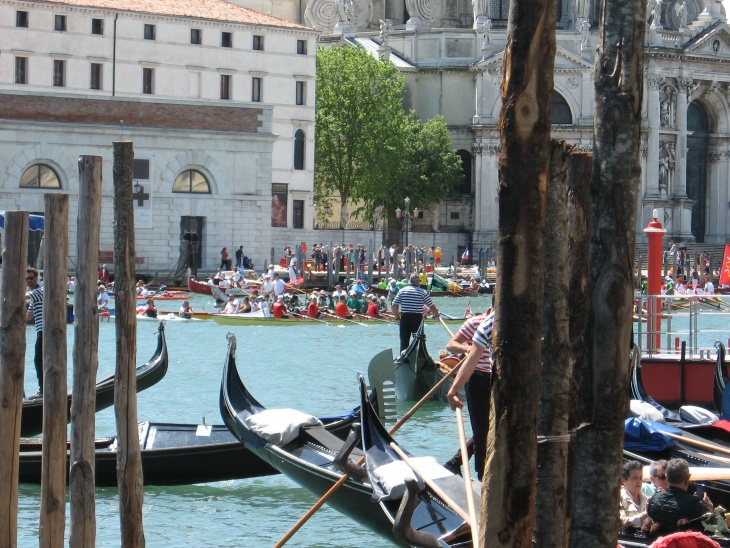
620,460,653,531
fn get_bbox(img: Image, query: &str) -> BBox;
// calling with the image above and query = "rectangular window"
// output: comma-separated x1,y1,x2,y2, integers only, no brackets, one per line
293,200,304,229
53,60,65,87
296,40,307,55
450,211,460,220
220,75,231,100
253,35,263,51
133,159,150,180
91,18,103,35
54,14,66,31
252,77,262,102
90,63,102,90
295,81,306,106
16,11,28,28
15,57,28,84
144,24,155,40
142,67,154,94
221,32,232,48
191,28,201,44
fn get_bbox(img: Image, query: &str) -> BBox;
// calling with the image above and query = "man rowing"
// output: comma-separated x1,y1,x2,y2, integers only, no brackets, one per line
392,273,439,353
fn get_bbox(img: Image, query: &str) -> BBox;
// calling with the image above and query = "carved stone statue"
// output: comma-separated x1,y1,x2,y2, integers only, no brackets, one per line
660,100,670,127
579,18,591,50
379,19,393,45
675,0,688,28
652,0,663,27
658,141,675,194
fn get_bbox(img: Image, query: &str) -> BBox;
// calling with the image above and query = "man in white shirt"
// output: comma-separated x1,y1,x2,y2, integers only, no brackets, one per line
705,278,715,295
273,272,286,297
223,294,239,314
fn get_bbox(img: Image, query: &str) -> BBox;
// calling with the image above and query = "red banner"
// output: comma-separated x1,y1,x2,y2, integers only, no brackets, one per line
719,243,730,286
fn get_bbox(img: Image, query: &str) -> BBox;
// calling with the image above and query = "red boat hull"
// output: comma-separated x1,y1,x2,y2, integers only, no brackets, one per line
639,355,715,407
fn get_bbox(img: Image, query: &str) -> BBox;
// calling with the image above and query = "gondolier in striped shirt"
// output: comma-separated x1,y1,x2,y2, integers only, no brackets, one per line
391,273,439,352
445,309,494,480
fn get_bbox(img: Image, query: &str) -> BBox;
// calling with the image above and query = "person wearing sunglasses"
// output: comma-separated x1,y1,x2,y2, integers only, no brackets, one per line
25,268,43,399
642,459,669,497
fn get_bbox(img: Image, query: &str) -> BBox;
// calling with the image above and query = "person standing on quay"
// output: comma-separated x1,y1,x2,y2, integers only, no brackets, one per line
26,267,44,399
392,273,439,353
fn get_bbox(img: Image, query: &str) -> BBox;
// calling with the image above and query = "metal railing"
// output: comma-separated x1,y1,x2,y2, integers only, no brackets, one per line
634,293,730,358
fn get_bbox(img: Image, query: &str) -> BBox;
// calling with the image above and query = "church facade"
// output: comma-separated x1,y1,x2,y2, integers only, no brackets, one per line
231,0,730,253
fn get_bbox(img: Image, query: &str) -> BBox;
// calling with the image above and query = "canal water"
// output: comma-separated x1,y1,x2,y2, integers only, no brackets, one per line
18,293,491,547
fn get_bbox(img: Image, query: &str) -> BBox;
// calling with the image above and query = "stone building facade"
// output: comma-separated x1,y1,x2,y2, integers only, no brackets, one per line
0,0,317,272
232,0,730,255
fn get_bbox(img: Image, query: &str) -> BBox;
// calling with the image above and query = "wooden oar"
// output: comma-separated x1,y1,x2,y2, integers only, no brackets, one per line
321,311,367,327
354,313,393,324
439,316,455,338
274,356,467,547
662,431,730,457
289,311,339,328
389,441,471,523
455,407,479,546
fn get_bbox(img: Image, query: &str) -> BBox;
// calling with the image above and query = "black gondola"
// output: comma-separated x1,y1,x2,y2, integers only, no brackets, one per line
394,320,447,402
20,322,169,437
220,333,477,546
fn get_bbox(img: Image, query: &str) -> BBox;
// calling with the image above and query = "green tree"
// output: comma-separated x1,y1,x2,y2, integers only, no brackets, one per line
315,45,404,228
315,46,462,236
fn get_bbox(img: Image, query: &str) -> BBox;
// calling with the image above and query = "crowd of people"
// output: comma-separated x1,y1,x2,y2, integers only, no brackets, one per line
620,458,724,538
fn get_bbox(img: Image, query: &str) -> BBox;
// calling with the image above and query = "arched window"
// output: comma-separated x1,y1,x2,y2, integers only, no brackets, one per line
173,169,211,193
293,129,305,170
551,92,572,125
455,150,472,194
20,164,61,189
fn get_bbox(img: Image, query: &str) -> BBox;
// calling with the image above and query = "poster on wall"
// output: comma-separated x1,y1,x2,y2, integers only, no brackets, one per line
271,183,288,227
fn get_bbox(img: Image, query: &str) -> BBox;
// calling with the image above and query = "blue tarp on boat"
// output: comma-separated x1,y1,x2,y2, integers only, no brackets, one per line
0,211,45,231
624,418,677,452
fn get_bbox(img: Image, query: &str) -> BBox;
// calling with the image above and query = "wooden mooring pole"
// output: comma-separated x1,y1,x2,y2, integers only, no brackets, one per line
0,211,29,548
40,194,69,547
70,155,102,548
113,141,145,546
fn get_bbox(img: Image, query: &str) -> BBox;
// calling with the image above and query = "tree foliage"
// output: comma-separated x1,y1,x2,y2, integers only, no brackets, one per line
315,45,462,227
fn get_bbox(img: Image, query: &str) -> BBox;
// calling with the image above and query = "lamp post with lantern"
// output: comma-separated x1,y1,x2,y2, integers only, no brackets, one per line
395,197,419,276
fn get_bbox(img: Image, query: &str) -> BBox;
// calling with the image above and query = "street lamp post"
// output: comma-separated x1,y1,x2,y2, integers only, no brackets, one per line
395,197,419,276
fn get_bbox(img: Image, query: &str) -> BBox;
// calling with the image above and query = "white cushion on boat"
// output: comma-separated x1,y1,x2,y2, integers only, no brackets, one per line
629,400,665,423
245,409,323,446
373,461,425,501
679,405,718,425
408,456,452,481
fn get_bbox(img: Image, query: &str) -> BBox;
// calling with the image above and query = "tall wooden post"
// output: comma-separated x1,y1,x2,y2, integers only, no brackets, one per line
483,0,556,543
113,141,146,546
0,211,29,548
70,156,103,548
40,194,69,548
568,0,647,541
535,141,571,546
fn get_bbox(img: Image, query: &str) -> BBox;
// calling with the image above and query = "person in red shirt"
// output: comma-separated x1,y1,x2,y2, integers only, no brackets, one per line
335,295,350,318
307,297,320,319
272,296,288,318
366,295,380,318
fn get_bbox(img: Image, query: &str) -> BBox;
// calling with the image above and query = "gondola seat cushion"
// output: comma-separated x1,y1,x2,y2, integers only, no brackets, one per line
679,406,718,426
629,400,665,423
245,409,323,445
373,456,449,501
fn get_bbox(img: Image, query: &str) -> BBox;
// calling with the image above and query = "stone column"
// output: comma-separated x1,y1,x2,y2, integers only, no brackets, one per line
646,76,663,198
474,71,484,123
705,146,724,241
674,79,691,199
579,71,593,125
